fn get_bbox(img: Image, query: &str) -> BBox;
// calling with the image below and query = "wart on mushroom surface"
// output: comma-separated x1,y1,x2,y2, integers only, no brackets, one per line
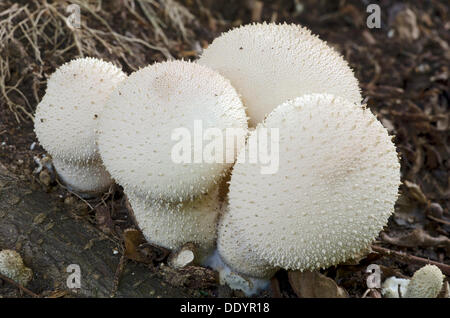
217,94,400,286
34,57,127,195
198,22,362,127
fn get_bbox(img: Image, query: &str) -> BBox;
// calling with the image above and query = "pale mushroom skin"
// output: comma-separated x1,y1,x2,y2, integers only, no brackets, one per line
218,94,400,276
97,60,248,203
126,186,222,262
405,265,444,298
34,57,126,194
198,23,361,127
52,157,112,195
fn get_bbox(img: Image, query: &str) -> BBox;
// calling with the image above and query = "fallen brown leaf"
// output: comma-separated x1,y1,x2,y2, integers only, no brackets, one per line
404,180,428,204
288,271,348,298
381,228,450,248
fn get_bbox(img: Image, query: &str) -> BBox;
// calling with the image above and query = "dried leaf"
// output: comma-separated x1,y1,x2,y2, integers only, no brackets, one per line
122,228,168,263
404,180,428,204
123,228,146,262
381,228,450,248
288,271,348,298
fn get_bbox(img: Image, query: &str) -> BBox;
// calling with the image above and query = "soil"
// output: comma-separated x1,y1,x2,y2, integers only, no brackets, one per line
0,0,448,298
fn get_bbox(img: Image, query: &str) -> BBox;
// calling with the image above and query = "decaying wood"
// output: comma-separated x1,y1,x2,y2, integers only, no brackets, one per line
0,166,191,297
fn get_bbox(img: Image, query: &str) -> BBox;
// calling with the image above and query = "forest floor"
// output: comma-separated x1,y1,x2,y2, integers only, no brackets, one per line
0,0,448,298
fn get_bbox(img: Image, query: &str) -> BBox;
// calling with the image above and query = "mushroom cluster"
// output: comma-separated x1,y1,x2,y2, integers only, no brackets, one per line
34,23,401,295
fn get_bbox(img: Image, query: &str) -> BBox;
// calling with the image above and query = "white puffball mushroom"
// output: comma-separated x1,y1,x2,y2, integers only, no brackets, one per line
218,94,400,276
34,57,127,194
381,277,410,298
126,186,222,262
405,265,444,298
0,250,33,286
198,22,361,127
97,60,247,202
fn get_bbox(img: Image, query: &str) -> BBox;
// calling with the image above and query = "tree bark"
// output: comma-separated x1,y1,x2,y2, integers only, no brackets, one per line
0,165,191,297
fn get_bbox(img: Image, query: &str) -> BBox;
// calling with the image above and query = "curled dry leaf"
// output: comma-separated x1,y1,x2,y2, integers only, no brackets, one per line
288,271,348,298
381,228,450,249
403,180,428,205
123,228,170,263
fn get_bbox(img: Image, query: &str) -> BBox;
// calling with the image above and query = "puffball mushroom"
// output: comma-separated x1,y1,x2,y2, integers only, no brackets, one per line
126,186,222,262
97,60,247,203
34,57,126,195
218,94,400,279
0,250,33,286
405,265,444,298
198,22,361,127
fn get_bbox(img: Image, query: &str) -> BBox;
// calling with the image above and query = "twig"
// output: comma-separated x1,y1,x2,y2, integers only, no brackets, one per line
110,253,126,298
371,245,450,276
0,272,40,298
427,214,450,226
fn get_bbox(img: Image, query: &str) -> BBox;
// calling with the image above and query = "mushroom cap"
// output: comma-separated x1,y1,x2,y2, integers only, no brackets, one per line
405,265,444,298
97,60,247,202
126,186,222,261
225,94,400,272
34,57,127,162
198,22,361,127
52,157,112,195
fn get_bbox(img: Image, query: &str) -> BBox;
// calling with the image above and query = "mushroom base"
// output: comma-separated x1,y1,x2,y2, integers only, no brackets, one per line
204,249,271,296
126,188,221,263
52,157,113,197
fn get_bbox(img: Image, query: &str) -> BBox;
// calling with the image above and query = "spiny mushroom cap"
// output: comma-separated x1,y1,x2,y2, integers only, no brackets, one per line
217,208,278,278
34,57,127,162
52,157,112,195
405,265,444,298
0,250,33,286
225,94,400,272
98,60,247,202
126,186,222,260
198,22,361,127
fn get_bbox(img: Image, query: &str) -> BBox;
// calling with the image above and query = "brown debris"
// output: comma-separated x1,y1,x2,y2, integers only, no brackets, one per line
288,271,348,298
381,228,450,249
159,263,218,289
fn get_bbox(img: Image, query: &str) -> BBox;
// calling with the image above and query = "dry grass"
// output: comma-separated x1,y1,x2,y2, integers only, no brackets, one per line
0,0,198,123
